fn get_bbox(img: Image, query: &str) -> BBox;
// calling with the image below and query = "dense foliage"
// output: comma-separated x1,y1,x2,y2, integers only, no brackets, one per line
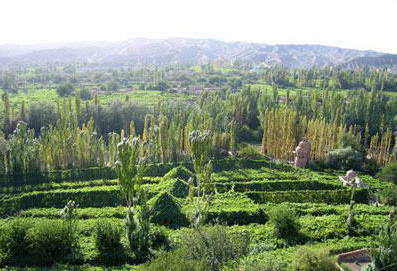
0,63,396,270
0,64,396,178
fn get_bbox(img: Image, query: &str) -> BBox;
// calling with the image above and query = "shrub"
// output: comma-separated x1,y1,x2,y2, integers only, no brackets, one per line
268,206,300,240
142,249,208,271
237,261,286,271
362,157,379,175
238,125,261,142
149,192,188,228
28,101,58,133
379,185,397,206
56,83,75,97
339,133,365,153
164,166,193,181
182,225,250,271
376,162,397,184
365,209,397,271
0,219,31,264
168,179,189,198
148,227,170,251
237,145,264,160
289,248,339,271
94,220,125,264
27,219,79,265
144,163,183,177
207,208,267,225
325,147,364,170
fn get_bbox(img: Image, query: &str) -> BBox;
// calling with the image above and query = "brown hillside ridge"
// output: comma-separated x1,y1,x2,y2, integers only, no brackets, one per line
336,248,371,271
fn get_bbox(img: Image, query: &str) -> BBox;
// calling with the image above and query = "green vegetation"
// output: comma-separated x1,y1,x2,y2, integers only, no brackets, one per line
268,206,301,241
0,63,396,270
377,162,397,184
289,248,339,271
0,157,392,270
365,209,397,271
149,192,188,228
94,220,125,264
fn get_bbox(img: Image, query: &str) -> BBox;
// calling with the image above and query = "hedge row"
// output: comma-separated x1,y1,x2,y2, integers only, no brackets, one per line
0,178,184,215
206,208,267,225
211,158,294,172
0,163,181,187
0,186,123,215
0,188,369,217
246,189,369,204
20,207,127,219
0,158,294,187
20,206,268,226
0,167,117,187
0,177,162,195
215,180,342,193
0,179,118,195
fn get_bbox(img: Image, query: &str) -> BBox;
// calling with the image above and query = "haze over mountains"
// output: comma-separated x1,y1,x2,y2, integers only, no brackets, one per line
1,37,396,69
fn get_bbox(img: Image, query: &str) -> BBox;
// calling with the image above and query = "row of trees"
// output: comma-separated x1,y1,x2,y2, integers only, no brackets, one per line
0,84,396,175
262,67,397,92
0,63,257,95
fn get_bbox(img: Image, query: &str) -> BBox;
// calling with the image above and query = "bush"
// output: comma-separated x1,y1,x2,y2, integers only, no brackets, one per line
168,179,189,198
238,125,261,142
142,249,208,271
56,83,75,97
144,163,185,177
94,220,125,264
164,166,193,181
365,210,397,271
182,225,250,271
149,192,188,228
237,145,264,160
148,227,170,251
27,219,79,265
236,261,286,271
289,248,339,271
0,219,31,264
379,185,397,206
361,157,379,175
325,147,364,170
339,133,365,153
28,101,58,132
268,206,300,240
376,162,397,184
207,208,267,225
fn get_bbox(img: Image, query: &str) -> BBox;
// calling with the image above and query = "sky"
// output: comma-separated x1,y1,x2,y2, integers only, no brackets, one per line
1,0,396,53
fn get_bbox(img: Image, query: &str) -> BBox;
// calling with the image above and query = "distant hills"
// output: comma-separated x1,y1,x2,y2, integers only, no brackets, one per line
339,54,397,70
0,38,396,69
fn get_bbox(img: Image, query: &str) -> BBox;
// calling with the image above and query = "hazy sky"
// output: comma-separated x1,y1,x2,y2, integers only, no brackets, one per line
1,0,396,53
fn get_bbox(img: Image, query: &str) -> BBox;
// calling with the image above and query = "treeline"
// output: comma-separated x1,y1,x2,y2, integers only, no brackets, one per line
2,64,397,97
0,85,397,176
262,67,397,92
0,64,257,93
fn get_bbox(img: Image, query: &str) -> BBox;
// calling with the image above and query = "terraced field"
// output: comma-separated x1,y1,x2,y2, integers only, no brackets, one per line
0,158,392,270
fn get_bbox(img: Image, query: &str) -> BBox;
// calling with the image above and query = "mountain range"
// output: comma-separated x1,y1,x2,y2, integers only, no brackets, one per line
1,38,396,69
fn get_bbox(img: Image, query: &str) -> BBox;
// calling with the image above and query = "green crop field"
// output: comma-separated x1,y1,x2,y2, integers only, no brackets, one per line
0,158,391,270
